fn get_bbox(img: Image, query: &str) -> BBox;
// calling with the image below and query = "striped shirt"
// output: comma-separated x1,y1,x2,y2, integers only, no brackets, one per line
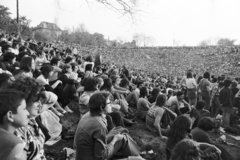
15,118,46,160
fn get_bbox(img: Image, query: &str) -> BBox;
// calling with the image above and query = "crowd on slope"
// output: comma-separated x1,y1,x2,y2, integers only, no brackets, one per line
0,31,240,160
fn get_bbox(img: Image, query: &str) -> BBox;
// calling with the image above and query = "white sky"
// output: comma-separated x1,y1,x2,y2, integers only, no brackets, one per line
1,0,240,46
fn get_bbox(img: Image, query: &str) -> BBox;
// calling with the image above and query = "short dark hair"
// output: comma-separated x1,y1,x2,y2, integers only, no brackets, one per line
197,117,215,131
140,86,148,98
186,71,192,78
65,56,73,63
0,73,13,88
89,91,110,116
50,57,60,65
0,89,25,125
85,64,93,72
1,44,11,53
203,72,210,79
41,64,53,79
196,100,205,110
20,56,33,72
176,91,183,97
155,94,167,107
212,78,218,83
119,78,129,87
84,77,99,91
223,79,232,87
3,52,15,62
85,55,93,62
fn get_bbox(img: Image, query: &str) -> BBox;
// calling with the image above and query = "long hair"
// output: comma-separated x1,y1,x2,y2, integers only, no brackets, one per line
20,56,33,72
171,139,201,160
168,115,192,147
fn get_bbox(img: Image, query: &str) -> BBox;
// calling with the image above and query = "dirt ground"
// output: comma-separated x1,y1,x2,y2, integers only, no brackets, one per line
45,102,240,160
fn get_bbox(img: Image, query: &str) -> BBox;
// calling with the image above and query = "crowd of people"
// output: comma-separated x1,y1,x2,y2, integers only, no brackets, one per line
0,31,240,160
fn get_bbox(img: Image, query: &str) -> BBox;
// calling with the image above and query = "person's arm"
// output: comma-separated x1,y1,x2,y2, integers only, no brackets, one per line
163,107,177,118
51,80,62,89
59,74,78,85
154,108,165,138
182,99,191,110
6,143,26,160
93,128,122,160
114,84,129,92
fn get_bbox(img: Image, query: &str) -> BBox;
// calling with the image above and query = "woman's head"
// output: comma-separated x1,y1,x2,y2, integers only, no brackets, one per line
41,64,53,79
171,139,201,160
89,91,111,116
197,117,215,132
151,87,160,97
8,77,43,117
140,86,148,98
168,115,192,145
84,77,99,92
101,78,112,91
20,56,34,72
155,94,167,106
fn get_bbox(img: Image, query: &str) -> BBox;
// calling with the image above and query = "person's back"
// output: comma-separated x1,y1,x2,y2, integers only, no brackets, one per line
74,112,107,160
137,98,149,120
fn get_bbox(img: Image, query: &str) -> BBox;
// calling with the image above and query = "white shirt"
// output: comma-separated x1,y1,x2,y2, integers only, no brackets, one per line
186,78,197,89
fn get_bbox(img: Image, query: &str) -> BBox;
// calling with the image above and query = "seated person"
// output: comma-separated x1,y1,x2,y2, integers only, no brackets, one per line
0,89,28,160
171,139,221,160
146,94,177,140
167,91,191,115
137,87,151,120
74,91,141,160
166,115,192,160
148,87,161,103
191,117,234,160
190,100,210,129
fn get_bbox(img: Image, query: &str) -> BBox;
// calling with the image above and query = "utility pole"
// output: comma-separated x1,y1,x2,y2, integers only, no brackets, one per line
16,0,20,36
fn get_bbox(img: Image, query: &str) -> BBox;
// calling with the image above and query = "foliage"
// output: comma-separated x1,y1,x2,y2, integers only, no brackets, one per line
0,5,32,38
132,33,154,46
217,38,236,46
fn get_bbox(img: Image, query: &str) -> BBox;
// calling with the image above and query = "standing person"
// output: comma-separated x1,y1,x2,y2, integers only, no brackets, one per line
186,71,197,107
198,72,211,111
0,89,29,160
211,78,221,117
219,79,233,127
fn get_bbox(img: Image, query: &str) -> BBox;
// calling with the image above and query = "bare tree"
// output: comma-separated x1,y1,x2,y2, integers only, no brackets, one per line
56,0,139,20
132,33,154,46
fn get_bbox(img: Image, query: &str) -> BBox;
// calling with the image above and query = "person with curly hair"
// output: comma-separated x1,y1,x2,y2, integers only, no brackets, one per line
171,139,221,160
8,77,58,160
166,115,192,160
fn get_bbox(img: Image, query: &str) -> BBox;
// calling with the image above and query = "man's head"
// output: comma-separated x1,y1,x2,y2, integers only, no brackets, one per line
176,91,184,101
0,89,29,128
